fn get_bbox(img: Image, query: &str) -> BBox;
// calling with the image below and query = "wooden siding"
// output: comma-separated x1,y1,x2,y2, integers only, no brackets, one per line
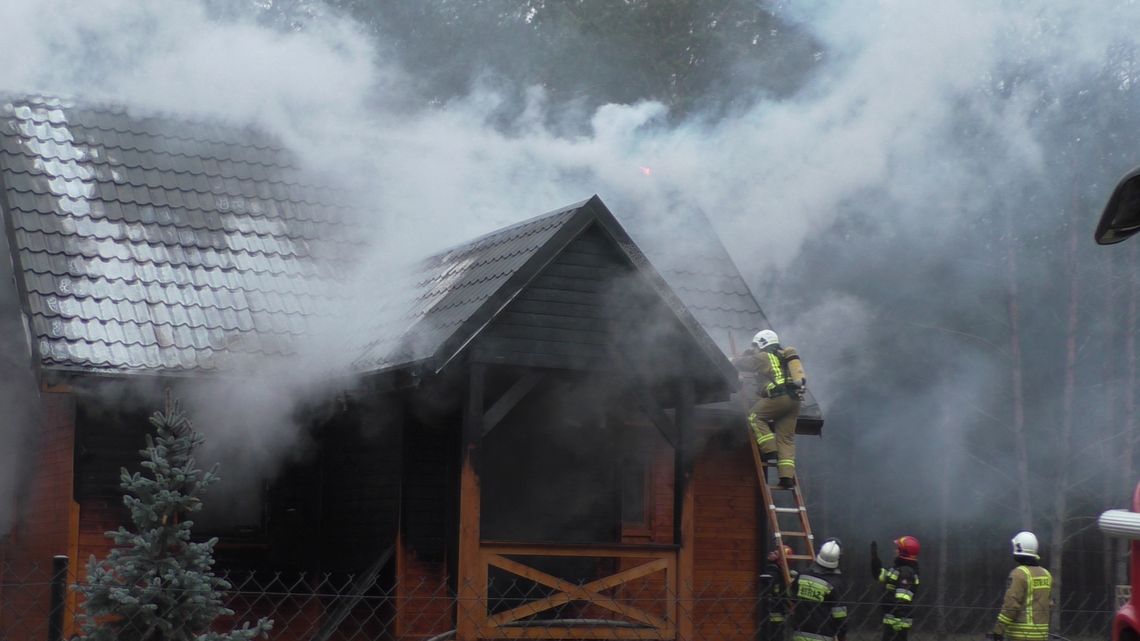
0,389,78,641
692,426,761,641
319,399,403,573
397,415,456,640
475,224,687,371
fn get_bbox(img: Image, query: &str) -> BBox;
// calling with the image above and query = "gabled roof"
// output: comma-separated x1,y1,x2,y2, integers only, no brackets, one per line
350,196,740,391
0,95,820,425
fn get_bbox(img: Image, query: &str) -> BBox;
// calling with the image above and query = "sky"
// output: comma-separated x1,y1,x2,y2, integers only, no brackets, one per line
2,0,1140,594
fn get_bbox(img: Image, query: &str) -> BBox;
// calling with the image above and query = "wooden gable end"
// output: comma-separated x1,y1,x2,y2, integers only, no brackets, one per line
473,223,701,375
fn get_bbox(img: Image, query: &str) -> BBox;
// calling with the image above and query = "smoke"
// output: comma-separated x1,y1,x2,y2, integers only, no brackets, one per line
1,0,1138,590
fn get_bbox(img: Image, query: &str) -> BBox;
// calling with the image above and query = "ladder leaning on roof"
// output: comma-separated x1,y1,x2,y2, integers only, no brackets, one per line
750,435,816,586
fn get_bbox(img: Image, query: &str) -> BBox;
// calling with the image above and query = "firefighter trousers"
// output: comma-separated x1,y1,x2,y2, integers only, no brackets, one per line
749,394,800,480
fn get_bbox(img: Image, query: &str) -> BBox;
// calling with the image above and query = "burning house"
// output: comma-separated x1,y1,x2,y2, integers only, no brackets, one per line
0,96,822,641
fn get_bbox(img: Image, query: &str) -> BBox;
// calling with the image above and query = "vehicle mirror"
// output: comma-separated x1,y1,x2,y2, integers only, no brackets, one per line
1096,167,1140,245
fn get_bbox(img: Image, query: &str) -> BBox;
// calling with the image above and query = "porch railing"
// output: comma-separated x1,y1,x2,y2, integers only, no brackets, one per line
473,541,680,640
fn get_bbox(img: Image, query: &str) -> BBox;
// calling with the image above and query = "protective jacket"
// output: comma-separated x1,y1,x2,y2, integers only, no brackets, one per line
733,345,805,480
790,564,847,641
875,559,919,634
994,561,1052,641
732,346,805,399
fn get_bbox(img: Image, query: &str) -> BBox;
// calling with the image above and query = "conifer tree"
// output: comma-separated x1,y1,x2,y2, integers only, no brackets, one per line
77,395,272,641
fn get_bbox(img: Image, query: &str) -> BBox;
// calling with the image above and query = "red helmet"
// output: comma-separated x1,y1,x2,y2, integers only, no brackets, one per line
895,536,920,560
767,545,794,563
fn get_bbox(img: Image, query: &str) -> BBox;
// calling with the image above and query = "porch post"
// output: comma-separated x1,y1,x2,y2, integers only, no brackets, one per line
675,377,696,641
457,363,486,641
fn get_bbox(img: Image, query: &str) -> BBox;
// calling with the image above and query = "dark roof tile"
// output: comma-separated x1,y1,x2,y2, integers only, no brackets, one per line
0,97,817,424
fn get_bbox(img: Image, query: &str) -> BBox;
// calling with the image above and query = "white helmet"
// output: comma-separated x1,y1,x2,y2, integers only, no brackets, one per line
752,329,780,349
1011,531,1039,559
816,539,841,569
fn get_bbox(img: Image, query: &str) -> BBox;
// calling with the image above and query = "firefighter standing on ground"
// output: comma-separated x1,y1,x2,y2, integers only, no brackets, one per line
790,538,847,641
870,536,921,641
760,544,796,641
732,329,807,489
993,531,1052,641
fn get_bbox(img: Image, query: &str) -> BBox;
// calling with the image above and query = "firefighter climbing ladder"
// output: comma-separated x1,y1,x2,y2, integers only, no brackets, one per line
749,436,817,586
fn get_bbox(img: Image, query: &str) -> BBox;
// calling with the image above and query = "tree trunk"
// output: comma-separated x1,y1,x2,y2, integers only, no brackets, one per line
1005,210,1033,528
1049,201,1081,632
937,433,950,640
1105,245,1120,594
1123,241,1139,586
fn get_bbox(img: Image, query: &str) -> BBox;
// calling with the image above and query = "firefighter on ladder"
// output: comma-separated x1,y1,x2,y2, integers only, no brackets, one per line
790,538,847,641
760,544,796,641
870,536,921,641
993,531,1052,641
732,329,807,489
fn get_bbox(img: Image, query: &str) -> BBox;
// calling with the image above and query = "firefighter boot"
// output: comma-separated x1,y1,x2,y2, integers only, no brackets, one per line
777,476,796,490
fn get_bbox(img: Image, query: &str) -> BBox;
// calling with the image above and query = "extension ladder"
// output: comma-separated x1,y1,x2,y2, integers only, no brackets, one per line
750,436,817,586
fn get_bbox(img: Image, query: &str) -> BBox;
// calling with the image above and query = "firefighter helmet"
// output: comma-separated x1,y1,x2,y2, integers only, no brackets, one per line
816,538,841,569
1011,531,1039,559
767,545,794,563
752,329,780,349
895,536,920,561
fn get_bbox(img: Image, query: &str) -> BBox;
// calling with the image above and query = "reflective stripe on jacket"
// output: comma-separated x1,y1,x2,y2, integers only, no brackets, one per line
994,565,1052,640
791,568,847,639
878,563,919,628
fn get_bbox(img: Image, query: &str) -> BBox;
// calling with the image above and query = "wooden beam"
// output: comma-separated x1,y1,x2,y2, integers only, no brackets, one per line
485,554,669,628
481,541,678,557
675,377,696,641
477,626,674,640
456,363,486,641
482,373,544,435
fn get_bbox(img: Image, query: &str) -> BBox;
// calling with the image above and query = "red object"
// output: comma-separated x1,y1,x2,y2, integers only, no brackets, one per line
767,545,794,563
1112,484,1140,641
895,536,921,561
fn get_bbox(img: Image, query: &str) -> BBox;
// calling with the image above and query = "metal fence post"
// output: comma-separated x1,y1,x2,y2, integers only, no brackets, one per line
48,555,69,641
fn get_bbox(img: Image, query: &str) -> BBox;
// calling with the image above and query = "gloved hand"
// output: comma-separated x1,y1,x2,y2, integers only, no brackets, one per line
870,541,882,577
991,634,1004,641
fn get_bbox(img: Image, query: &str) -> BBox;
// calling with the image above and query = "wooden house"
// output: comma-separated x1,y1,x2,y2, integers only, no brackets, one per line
0,96,823,641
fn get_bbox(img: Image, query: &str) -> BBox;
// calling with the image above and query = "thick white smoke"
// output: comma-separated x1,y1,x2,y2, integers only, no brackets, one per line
2,0,1138,542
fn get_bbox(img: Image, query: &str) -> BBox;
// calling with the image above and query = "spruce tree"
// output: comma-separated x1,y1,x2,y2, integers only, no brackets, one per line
77,396,272,641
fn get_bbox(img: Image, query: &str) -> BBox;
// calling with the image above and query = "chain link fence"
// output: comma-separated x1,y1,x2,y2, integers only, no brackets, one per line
0,558,1117,641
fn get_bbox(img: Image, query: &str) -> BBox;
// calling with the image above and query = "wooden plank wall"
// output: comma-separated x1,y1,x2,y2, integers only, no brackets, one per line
477,224,633,370
396,416,455,641
692,427,760,641
319,399,402,572
0,389,78,641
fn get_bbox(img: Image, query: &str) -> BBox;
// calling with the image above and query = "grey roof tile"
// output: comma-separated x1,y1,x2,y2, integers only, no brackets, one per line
0,96,812,415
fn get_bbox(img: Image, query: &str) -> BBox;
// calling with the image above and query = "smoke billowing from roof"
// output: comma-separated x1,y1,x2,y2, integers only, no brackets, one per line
0,1,1138,592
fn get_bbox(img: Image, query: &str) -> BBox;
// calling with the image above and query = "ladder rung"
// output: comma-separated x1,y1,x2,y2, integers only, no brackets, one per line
787,554,814,561
773,507,801,513
780,531,809,537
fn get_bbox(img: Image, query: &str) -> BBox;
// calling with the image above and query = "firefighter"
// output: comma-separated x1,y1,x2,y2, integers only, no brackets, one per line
870,536,921,641
993,531,1052,641
790,538,847,641
732,329,807,489
760,544,796,641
